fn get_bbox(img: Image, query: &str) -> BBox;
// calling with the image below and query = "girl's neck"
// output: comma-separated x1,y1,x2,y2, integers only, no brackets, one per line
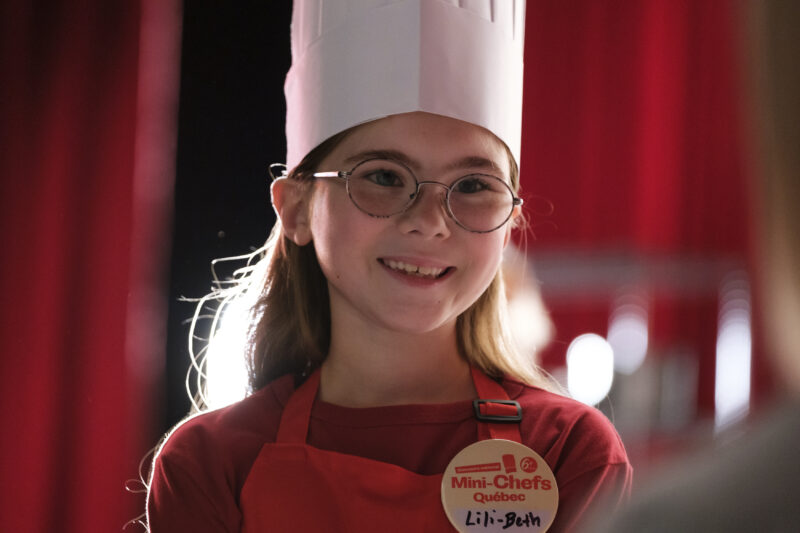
318,326,476,407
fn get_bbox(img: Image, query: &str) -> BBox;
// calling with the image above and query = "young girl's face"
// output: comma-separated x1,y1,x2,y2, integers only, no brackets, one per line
306,112,515,336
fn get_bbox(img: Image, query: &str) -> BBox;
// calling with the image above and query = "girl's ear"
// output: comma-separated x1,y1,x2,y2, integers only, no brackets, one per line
503,205,522,247
271,177,312,246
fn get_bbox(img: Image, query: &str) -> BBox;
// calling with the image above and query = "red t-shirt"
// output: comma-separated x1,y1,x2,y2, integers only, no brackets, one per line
148,375,632,532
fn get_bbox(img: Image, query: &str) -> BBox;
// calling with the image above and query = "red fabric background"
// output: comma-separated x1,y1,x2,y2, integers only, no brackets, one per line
0,1,179,531
519,0,764,414
522,0,748,252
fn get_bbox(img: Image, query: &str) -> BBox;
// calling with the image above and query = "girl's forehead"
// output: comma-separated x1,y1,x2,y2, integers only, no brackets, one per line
325,112,510,175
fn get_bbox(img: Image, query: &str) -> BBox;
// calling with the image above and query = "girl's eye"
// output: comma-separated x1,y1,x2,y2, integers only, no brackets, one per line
363,170,404,187
454,176,491,194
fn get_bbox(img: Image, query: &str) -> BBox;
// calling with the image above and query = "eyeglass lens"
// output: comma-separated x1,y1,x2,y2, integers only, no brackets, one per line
346,159,515,232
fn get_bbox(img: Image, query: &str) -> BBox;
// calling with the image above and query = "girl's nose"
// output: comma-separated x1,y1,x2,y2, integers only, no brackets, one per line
396,183,452,238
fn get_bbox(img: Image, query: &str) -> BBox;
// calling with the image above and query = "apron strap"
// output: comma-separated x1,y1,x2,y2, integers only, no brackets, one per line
470,366,523,443
276,370,320,443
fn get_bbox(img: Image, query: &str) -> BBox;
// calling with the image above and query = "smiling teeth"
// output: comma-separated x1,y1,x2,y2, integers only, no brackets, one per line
384,260,445,278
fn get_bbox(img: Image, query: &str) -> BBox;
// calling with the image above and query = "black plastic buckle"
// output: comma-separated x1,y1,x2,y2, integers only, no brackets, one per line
473,399,522,423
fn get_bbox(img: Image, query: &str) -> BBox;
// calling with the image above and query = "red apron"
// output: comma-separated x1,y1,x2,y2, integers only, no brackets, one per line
240,367,523,532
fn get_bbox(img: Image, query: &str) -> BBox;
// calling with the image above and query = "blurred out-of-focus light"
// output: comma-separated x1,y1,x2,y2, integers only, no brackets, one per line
206,301,250,410
509,290,552,354
714,272,751,431
608,296,649,375
567,333,614,405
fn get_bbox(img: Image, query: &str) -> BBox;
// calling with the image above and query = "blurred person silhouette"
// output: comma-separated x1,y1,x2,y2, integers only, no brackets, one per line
590,1,800,531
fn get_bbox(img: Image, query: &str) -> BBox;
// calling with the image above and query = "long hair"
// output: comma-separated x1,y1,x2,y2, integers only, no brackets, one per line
193,123,557,407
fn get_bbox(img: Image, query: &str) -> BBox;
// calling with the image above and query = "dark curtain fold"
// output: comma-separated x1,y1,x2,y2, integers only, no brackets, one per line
0,1,180,531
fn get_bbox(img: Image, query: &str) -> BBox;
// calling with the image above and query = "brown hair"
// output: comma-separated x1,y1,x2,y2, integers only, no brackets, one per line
235,122,557,393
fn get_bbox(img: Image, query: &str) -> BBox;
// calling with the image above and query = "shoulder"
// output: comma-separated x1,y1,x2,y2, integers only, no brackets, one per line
501,378,632,530
155,374,294,488
148,375,297,530
502,377,630,474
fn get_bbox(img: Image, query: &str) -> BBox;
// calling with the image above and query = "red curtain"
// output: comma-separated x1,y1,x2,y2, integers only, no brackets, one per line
522,0,748,252
519,0,763,420
0,1,180,532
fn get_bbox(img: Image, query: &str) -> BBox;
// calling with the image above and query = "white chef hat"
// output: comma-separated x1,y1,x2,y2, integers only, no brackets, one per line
284,0,526,171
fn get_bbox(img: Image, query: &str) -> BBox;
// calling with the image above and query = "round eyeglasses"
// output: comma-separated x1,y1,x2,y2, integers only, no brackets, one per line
312,158,522,233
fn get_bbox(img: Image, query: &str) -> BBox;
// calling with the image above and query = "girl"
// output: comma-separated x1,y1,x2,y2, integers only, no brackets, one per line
147,2,631,531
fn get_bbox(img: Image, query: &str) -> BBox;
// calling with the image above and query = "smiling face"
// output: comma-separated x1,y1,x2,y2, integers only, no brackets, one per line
295,111,515,339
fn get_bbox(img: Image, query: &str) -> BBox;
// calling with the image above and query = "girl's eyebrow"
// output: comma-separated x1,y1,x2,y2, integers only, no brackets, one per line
343,149,412,167
343,150,503,174
445,156,502,174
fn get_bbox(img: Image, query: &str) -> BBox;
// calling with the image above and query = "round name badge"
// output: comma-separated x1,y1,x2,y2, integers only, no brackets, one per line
441,439,558,532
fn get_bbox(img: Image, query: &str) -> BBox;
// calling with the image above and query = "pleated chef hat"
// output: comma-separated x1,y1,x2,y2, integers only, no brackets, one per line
284,0,526,171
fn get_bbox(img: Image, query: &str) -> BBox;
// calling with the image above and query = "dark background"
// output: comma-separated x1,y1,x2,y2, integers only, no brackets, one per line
164,3,292,431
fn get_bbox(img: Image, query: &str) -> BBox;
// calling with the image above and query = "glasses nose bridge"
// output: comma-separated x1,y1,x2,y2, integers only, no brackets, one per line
404,178,454,221
410,178,454,208
413,179,452,199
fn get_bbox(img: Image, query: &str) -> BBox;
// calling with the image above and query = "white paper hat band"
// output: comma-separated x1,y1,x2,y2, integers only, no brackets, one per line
285,0,525,170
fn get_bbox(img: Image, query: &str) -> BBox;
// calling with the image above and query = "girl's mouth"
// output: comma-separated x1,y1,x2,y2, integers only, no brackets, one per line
379,259,452,279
